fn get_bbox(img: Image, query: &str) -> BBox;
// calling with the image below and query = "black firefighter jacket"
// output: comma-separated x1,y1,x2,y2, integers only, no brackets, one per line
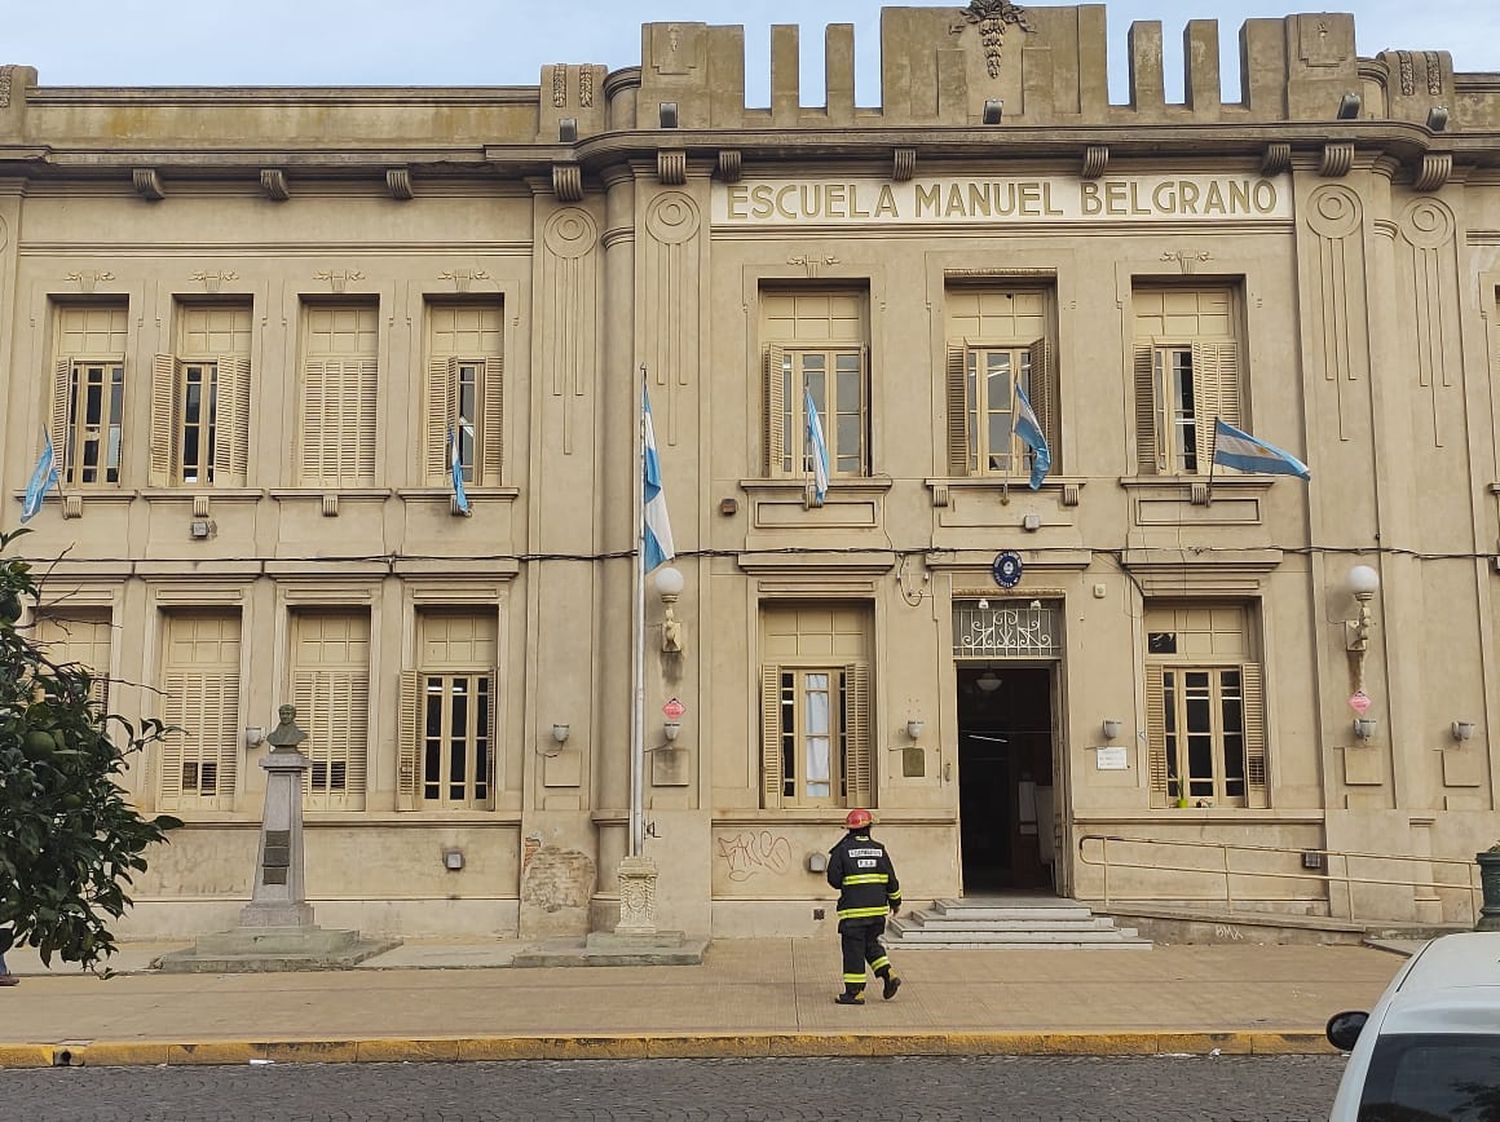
826,831,902,926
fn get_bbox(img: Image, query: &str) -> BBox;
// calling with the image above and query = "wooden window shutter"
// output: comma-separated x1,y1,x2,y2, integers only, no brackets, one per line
51,358,73,460
299,358,328,484
1133,344,1161,475
760,665,782,808
482,355,504,485
1242,662,1268,809
1145,664,1168,805
214,355,253,485
946,344,970,477
149,355,178,487
207,669,240,810
425,357,454,483
1206,339,1243,429
354,357,379,484
1027,336,1058,457
1189,341,1221,471
341,669,371,801
844,663,873,808
292,671,318,796
158,681,187,810
762,344,786,476
396,670,421,810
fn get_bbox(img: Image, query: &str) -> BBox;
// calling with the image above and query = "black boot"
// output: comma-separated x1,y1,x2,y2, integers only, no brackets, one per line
834,987,865,1005
882,973,901,1001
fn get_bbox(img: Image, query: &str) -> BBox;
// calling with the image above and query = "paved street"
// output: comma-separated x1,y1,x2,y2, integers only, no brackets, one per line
6,1055,1345,1121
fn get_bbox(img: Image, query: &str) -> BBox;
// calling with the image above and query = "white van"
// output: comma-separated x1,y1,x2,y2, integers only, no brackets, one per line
1327,931,1500,1121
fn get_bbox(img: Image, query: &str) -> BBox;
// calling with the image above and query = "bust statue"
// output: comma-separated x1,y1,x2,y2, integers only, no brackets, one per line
265,704,308,752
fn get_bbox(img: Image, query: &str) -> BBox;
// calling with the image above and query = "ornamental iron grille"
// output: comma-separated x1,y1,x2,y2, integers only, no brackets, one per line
953,600,1060,659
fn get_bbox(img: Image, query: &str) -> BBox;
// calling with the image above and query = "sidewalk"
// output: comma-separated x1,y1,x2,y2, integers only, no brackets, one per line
0,939,1401,1066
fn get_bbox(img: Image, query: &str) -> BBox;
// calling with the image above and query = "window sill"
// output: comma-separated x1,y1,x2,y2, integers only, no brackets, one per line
710,809,958,827
1073,809,1322,824
267,488,394,500
396,487,520,501
140,488,267,502
924,476,1086,508
739,475,894,496
1117,475,1277,490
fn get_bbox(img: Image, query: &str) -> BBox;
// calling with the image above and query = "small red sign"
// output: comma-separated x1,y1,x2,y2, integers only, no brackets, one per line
663,697,686,720
1349,690,1372,716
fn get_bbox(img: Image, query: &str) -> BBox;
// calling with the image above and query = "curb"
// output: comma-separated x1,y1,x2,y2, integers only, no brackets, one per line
14,1031,1338,1068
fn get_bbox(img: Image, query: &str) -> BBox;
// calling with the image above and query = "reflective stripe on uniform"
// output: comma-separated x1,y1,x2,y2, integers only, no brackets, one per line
888,889,902,900
870,956,890,971
841,873,889,886
843,972,867,983
837,905,890,920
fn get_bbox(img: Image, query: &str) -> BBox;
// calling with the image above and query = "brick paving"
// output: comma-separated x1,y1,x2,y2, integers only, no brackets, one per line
3,1056,1347,1121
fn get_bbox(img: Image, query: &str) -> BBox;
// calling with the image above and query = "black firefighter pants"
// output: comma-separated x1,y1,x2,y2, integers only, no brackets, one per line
839,919,892,992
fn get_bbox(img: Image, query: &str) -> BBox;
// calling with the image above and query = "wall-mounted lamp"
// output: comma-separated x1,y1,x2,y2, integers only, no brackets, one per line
655,565,684,653
976,669,1002,693
982,99,1004,125
906,719,925,740
244,726,266,748
1337,92,1362,119
541,723,570,757
977,598,991,610
663,721,682,743
442,847,465,871
1452,720,1476,742
1353,717,1378,741
1101,719,1123,741
1344,564,1380,692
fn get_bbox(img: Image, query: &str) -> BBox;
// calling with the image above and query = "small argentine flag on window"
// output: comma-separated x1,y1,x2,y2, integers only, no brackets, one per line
1014,383,1051,491
1212,419,1311,480
449,422,471,516
642,385,675,573
804,386,829,506
20,431,60,524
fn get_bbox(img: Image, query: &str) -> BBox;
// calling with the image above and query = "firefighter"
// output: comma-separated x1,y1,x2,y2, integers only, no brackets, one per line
826,808,902,1005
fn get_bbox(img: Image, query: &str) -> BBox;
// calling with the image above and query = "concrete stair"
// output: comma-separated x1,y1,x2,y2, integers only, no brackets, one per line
887,896,1151,950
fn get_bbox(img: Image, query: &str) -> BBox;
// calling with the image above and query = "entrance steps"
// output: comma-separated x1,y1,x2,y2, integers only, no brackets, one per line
887,896,1151,950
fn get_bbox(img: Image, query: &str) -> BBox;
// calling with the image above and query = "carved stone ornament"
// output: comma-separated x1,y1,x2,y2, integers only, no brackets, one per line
579,68,595,109
386,168,413,200
260,168,290,201
552,63,567,108
893,148,917,183
314,269,364,293
1319,141,1355,178
1161,250,1213,275
0,66,13,109
1412,153,1453,194
132,168,165,201
961,0,1034,80
191,270,239,293
1081,145,1109,180
552,162,584,202
656,149,687,187
788,252,841,279
439,268,490,292
717,149,742,183
67,271,116,293
1262,142,1292,177
615,855,660,936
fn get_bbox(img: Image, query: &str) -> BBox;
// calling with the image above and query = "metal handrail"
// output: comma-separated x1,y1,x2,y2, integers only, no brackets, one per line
1078,832,1482,925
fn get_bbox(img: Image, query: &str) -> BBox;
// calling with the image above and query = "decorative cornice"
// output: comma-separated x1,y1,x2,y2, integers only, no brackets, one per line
1261,142,1292,177
131,167,164,200
552,162,584,202
259,168,289,201
717,149,742,183
1412,152,1453,193
385,167,413,200
1319,141,1355,178
893,147,917,182
657,148,686,186
1080,145,1108,179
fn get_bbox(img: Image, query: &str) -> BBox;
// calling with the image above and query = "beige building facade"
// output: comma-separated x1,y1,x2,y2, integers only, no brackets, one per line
3,4,1500,940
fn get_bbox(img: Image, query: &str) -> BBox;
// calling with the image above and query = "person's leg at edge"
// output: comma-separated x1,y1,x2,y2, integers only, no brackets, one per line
835,924,867,1004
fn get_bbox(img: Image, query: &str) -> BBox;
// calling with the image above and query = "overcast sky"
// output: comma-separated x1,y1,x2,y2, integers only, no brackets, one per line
6,1,1498,106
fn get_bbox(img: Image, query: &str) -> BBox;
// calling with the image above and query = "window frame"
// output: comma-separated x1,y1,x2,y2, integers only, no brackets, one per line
777,346,869,479
776,665,849,808
63,357,126,487
1160,664,1247,808
418,668,495,810
176,357,221,485
964,342,1037,478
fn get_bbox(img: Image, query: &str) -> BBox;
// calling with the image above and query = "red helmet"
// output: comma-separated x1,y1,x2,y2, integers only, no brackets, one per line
845,808,872,829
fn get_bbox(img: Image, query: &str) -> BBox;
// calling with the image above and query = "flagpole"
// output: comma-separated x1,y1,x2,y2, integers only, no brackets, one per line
630,363,648,859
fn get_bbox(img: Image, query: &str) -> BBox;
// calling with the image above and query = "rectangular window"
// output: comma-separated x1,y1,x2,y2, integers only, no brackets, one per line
158,611,241,811
151,301,253,487
945,286,1057,479
49,303,129,489
291,609,370,810
1144,604,1265,809
425,300,504,486
398,610,498,811
760,288,869,479
760,604,871,809
1132,285,1242,476
35,609,113,709
298,302,379,487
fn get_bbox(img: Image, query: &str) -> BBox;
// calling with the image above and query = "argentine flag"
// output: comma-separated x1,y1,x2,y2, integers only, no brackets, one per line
1212,419,1311,480
20,431,59,524
1014,383,1051,491
642,385,675,572
804,386,829,505
449,422,471,516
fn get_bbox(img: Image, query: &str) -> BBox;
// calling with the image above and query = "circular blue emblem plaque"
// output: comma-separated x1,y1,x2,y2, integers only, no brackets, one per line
992,551,1023,590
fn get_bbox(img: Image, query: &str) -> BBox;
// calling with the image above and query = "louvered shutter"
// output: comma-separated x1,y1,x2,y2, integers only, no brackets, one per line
300,358,328,484
425,357,454,483
1146,664,1168,805
214,355,253,485
1190,342,1220,472
1134,344,1164,475
51,359,73,469
761,665,782,808
212,669,241,810
946,345,970,477
1212,340,1242,429
844,663,872,808
353,356,379,484
397,670,421,810
481,355,504,485
149,354,178,487
1242,663,1268,809
1026,337,1058,460
295,668,369,807
158,678,187,811
293,671,319,798
762,344,786,476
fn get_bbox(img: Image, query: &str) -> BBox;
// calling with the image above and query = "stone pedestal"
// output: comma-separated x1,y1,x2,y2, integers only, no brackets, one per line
1477,846,1500,932
615,854,660,936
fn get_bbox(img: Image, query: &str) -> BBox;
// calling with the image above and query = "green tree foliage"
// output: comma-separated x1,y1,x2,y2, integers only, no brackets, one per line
0,530,180,973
